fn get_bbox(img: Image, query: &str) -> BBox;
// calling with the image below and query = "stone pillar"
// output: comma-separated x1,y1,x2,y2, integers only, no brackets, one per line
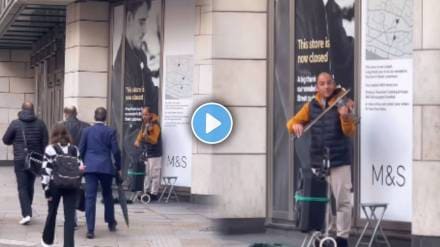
64,1,110,123
191,0,268,233
412,0,440,246
0,49,34,161
191,0,215,196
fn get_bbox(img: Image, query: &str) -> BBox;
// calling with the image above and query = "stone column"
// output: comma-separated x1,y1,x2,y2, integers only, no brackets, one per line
64,1,110,123
412,0,440,246
191,0,268,233
191,0,215,197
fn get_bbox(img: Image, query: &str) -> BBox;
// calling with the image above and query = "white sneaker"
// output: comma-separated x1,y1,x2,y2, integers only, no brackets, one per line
19,216,31,225
40,239,52,247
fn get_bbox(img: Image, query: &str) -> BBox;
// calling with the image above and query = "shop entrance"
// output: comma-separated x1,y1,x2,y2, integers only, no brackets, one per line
32,27,65,131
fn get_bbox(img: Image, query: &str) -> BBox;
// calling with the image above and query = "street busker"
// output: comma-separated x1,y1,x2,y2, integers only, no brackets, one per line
41,124,84,247
287,72,356,247
134,106,162,201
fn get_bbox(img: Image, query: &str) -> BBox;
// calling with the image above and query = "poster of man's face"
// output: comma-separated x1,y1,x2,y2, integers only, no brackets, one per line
126,0,161,87
126,1,149,51
142,1,161,78
110,0,162,189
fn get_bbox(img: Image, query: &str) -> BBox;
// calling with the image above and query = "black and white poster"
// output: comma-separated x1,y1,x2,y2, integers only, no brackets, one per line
293,0,355,170
111,0,162,185
295,0,355,109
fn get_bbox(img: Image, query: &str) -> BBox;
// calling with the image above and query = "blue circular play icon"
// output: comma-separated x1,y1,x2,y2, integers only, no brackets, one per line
191,102,233,144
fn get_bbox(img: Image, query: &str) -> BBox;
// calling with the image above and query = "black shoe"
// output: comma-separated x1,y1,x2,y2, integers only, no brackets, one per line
336,237,348,247
108,221,117,232
86,231,94,239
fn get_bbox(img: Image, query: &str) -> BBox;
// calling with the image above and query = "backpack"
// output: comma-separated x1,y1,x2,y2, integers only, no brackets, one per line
52,144,81,189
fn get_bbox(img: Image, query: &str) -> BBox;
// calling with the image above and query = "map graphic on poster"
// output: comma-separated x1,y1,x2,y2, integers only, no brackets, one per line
165,55,193,99
361,0,413,222
366,0,412,60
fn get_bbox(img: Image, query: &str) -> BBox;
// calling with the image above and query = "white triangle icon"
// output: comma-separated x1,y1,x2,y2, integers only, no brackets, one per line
206,113,221,134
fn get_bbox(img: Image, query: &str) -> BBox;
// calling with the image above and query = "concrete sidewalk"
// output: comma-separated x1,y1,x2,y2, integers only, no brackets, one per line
0,167,306,247
0,166,412,247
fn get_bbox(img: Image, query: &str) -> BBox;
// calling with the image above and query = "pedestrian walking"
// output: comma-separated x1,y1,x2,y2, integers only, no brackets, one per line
40,124,84,247
79,107,121,239
62,106,90,146
61,105,90,227
2,102,48,225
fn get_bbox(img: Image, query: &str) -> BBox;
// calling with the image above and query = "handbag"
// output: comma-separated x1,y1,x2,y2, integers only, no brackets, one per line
20,122,43,175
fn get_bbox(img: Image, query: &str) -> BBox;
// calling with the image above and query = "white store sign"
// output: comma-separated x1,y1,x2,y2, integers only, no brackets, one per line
360,0,413,222
161,0,195,187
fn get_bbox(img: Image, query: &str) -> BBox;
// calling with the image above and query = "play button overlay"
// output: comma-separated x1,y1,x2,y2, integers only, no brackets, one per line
206,113,221,134
191,102,233,144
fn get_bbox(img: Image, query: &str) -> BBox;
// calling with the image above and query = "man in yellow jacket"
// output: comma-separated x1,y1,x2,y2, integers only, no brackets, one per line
134,107,162,201
287,72,356,247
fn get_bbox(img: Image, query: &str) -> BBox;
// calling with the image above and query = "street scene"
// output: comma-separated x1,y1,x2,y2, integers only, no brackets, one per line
0,0,438,247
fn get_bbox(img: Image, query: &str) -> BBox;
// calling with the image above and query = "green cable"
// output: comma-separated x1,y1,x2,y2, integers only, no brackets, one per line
295,194,329,203
127,170,145,176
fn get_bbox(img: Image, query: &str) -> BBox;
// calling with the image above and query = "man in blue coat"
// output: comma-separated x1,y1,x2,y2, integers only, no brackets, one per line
79,107,121,239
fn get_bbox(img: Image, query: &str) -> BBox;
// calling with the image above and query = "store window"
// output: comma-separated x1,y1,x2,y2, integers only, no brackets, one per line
109,0,163,183
269,0,412,233
268,0,356,225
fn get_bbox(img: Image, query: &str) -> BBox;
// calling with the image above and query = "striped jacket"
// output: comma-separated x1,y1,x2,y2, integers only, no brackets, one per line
41,143,81,198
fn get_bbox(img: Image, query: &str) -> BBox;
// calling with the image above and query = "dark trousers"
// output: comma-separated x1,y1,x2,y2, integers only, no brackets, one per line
42,186,77,247
14,160,36,217
85,173,116,233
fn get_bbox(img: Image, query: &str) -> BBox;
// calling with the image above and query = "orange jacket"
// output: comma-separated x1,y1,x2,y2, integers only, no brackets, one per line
286,90,356,137
135,113,161,145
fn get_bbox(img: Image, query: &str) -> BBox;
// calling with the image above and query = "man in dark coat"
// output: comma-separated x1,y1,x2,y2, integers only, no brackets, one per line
62,105,90,227
62,106,90,146
2,102,48,225
79,107,121,239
